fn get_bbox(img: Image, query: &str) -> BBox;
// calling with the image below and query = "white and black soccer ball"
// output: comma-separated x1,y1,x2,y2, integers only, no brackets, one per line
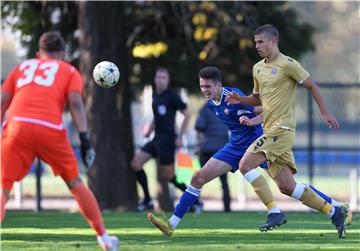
93,61,120,88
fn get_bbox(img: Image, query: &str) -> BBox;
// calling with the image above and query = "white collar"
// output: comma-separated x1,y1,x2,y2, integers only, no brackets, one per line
211,87,224,106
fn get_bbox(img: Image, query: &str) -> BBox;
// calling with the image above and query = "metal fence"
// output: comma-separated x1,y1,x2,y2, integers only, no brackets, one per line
294,83,359,182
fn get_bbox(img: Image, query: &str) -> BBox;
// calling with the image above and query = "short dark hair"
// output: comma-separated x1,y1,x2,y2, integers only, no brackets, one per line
254,24,279,43
39,31,66,52
198,66,222,83
156,67,170,75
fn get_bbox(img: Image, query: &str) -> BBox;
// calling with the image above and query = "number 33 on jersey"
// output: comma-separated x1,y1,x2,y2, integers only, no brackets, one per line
2,58,83,126
17,59,60,87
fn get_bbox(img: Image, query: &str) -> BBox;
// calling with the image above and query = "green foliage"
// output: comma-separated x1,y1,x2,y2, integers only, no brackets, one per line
1,1,78,63
2,211,359,250
1,1,314,94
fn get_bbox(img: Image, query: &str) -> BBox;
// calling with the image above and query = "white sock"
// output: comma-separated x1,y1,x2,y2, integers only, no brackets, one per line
268,205,281,214
291,183,306,200
169,215,181,229
327,206,336,218
243,169,261,183
331,200,341,207
97,232,111,245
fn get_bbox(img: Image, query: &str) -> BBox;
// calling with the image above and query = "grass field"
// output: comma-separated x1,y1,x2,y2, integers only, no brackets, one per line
1,211,359,251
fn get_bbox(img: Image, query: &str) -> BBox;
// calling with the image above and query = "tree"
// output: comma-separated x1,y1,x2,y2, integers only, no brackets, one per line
77,2,137,209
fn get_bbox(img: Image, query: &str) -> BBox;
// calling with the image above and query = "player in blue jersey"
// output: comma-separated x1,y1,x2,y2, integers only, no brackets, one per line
147,67,351,237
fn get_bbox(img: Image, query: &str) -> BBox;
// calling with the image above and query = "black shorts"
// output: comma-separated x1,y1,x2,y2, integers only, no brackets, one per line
141,135,176,165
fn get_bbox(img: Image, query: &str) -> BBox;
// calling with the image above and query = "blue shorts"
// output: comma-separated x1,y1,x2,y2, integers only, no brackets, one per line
213,143,268,173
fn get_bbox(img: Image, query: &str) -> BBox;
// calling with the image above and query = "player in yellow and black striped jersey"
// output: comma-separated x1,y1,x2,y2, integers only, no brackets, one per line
226,24,348,238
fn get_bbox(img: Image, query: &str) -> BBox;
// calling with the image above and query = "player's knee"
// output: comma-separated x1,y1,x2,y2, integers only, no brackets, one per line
65,176,83,189
190,171,205,188
162,170,174,181
278,183,293,196
239,162,253,175
1,189,11,201
131,158,142,171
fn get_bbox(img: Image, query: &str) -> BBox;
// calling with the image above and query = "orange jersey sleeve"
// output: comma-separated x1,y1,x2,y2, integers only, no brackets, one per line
2,66,19,94
67,66,84,95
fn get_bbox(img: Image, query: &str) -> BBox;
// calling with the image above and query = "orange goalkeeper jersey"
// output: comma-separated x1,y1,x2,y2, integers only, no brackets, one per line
2,58,83,129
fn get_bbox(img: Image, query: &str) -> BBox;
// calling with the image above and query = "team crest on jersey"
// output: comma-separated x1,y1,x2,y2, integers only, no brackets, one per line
224,108,229,115
271,67,277,74
158,105,167,115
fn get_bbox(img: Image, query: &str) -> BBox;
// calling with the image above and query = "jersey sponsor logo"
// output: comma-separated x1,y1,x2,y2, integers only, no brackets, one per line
271,67,277,74
157,105,167,115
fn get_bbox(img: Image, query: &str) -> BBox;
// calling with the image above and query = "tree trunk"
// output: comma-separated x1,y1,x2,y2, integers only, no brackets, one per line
78,2,137,210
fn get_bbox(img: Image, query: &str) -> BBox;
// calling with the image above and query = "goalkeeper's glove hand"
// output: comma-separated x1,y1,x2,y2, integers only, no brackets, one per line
79,132,96,168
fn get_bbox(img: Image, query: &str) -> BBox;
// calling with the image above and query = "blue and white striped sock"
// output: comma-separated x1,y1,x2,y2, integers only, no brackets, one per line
309,185,341,206
169,185,201,229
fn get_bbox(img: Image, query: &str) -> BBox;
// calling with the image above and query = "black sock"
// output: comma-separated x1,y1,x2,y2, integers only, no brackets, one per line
170,176,187,192
135,170,151,202
220,174,231,211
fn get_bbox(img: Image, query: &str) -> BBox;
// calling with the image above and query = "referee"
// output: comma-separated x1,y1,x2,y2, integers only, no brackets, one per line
131,67,191,211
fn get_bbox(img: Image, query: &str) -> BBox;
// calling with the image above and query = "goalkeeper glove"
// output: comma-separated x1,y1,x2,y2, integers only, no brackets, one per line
79,132,96,168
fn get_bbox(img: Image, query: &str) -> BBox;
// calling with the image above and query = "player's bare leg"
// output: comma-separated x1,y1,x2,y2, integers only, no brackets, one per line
239,151,286,232
274,166,347,238
0,188,10,223
131,150,154,211
162,163,186,191
148,158,230,236
161,162,203,213
65,176,118,250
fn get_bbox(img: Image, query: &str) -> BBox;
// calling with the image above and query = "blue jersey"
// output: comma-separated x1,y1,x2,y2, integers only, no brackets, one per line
207,87,263,147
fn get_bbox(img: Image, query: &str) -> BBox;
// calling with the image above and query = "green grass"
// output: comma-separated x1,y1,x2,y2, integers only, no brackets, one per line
1,211,359,251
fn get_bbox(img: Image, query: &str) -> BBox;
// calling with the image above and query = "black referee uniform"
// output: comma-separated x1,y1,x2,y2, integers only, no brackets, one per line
142,88,187,165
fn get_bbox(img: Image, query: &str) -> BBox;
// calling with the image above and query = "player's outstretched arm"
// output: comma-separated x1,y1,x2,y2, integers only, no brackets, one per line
68,91,96,167
179,108,191,136
225,92,261,106
302,78,340,129
1,92,12,123
176,107,191,148
144,120,155,138
253,106,263,114
68,92,88,132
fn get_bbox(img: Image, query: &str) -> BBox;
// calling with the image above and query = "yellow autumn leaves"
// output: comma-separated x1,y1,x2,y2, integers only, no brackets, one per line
132,2,252,60
132,42,168,59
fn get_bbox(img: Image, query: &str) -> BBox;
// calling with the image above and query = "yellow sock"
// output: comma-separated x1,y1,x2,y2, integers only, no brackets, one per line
244,170,279,212
321,202,333,215
266,201,277,210
300,187,330,212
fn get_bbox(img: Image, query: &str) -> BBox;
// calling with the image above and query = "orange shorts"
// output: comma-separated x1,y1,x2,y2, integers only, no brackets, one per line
1,121,79,190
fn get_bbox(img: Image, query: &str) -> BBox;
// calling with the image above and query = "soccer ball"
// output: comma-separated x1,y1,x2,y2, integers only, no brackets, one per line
93,61,120,88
